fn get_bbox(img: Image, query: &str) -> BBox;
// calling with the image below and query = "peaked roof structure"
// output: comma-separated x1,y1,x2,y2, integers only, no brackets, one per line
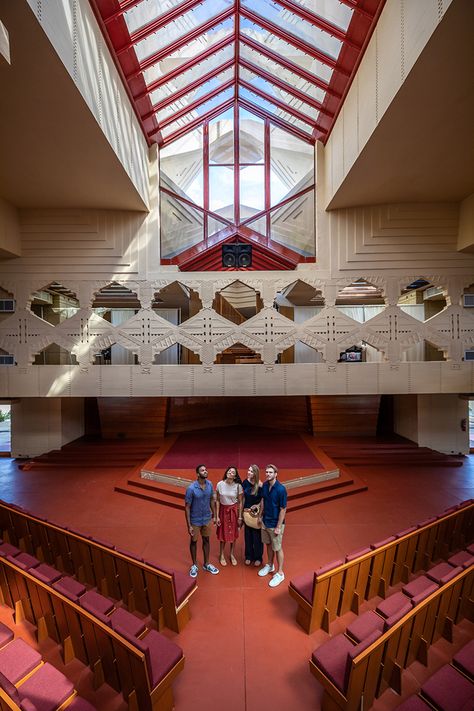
91,0,384,147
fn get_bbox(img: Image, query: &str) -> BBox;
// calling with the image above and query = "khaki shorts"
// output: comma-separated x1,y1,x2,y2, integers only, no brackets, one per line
261,524,285,552
190,521,213,542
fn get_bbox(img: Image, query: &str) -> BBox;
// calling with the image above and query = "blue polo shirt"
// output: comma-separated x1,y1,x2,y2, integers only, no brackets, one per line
262,479,287,528
185,479,214,526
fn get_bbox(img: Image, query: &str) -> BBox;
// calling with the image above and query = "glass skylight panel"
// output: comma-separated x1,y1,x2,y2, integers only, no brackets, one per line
239,108,264,164
239,87,314,135
160,87,234,139
239,67,320,123
134,0,233,62
141,17,234,85
270,190,315,256
270,126,314,206
241,0,343,60
240,19,335,82
239,45,327,103
209,166,234,218
160,126,204,207
156,69,234,123
149,44,235,104
288,0,353,32
209,109,234,165
124,0,183,35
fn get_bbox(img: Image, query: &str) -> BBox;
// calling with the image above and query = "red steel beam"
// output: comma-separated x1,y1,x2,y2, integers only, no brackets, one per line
146,60,234,117
273,0,361,49
133,36,235,100
158,80,235,130
339,0,376,20
240,36,342,99
239,57,334,117
239,79,320,131
123,0,206,43
125,7,234,76
157,98,235,144
240,7,346,73
240,185,314,228
104,0,143,23
159,187,233,226
238,96,314,144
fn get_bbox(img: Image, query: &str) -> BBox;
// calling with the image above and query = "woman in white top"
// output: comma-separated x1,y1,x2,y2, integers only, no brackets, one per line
215,466,244,566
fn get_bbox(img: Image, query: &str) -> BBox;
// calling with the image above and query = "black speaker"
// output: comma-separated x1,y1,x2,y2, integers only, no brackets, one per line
222,243,252,268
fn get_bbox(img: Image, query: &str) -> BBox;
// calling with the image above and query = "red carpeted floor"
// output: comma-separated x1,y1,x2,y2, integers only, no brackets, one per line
157,426,323,470
0,440,473,711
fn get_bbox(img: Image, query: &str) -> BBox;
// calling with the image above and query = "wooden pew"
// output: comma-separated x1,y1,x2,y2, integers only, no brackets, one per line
310,565,474,711
0,556,184,711
289,501,474,633
0,501,196,634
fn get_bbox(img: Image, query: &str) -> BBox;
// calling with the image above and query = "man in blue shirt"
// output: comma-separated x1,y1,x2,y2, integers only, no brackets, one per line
185,464,219,578
258,463,287,588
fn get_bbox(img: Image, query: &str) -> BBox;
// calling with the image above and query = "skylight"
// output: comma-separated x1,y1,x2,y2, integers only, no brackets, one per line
92,0,384,146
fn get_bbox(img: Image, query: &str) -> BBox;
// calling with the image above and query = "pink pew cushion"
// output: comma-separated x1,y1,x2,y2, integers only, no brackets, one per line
110,608,146,637
345,547,371,562
346,610,384,644
135,630,183,688
7,552,40,571
289,571,315,604
402,575,438,603
427,562,461,585
421,664,474,711
52,576,87,602
376,592,411,619
0,621,14,648
29,564,62,584
453,639,474,679
448,550,474,568
315,559,344,577
0,638,41,684
312,634,354,692
18,662,74,711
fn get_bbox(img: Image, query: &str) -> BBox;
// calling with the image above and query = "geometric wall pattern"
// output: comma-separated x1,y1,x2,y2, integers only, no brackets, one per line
1,276,473,367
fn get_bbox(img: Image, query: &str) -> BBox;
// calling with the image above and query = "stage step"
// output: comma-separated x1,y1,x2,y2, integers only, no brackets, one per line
115,477,185,510
115,468,368,512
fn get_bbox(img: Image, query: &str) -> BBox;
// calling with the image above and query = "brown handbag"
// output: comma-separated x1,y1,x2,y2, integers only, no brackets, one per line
243,508,261,529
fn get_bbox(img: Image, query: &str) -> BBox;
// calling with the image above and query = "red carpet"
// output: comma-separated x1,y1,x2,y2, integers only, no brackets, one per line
156,427,323,470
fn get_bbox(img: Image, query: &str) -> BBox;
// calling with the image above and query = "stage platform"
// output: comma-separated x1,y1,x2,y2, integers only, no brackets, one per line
114,427,368,510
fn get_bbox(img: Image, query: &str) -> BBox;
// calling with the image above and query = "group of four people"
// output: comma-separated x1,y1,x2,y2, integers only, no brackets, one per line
184,462,287,588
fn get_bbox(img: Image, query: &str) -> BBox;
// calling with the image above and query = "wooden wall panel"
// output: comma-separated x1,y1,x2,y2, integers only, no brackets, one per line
97,397,168,439
310,395,381,436
167,396,311,433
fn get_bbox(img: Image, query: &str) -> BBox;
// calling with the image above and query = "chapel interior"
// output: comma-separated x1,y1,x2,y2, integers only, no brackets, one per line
0,0,473,710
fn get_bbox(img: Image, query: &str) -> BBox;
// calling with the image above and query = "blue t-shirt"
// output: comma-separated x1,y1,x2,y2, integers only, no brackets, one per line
185,479,214,526
262,479,287,528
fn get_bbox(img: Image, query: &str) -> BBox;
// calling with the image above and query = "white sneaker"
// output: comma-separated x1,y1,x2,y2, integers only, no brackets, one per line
269,572,285,588
258,563,275,577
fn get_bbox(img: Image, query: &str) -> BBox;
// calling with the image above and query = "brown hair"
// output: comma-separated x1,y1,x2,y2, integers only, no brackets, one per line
248,464,260,495
266,464,278,475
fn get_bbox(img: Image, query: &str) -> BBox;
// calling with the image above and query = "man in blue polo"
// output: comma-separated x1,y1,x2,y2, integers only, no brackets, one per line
258,463,287,588
185,463,219,578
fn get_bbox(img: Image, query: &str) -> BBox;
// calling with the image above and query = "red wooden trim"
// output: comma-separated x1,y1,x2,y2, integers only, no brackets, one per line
322,0,386,144
240,36,341,99
274,0,361,48
240,7,344,73
239,58,334,117
238,79,323,132
158,98,235,144
238,97,313,144
147,60,234,115
133,37,235,100
126,0,208,46
158,80,234,130
240,185,315,228
126,7,235,76
159,187,233,227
